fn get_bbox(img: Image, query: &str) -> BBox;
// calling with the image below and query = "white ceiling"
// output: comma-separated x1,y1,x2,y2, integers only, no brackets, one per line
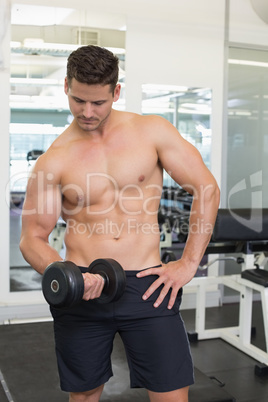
11,0,225,30
11,2,126,31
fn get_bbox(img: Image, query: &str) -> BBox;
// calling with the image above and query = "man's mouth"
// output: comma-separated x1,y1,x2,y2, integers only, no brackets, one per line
80,118,98,123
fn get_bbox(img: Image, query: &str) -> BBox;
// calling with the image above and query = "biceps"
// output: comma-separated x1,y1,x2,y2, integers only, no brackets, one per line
159,139,207,188
24,182,61,214
22,186,62,238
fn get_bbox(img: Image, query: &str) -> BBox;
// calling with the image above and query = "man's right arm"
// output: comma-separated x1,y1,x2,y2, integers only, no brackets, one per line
20,155,63,274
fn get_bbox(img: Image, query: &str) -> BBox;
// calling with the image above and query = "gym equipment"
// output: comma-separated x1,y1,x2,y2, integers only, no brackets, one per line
159,186,192,245
159,206,190,244
49,219,66,254
185,208,268,374
42,258,126,308
161,185,192,209
26,149,44,162
161,250,176,263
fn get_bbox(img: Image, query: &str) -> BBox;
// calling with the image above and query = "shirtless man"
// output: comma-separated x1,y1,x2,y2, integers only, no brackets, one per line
20,45,220,402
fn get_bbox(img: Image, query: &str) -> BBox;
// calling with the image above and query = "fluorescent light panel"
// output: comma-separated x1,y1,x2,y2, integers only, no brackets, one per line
229,59,268,68
11,4,75,26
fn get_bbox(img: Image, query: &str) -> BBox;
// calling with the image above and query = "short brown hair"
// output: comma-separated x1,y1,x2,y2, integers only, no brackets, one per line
67,45,119,93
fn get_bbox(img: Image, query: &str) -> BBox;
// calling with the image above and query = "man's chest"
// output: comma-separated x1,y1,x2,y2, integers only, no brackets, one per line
60,138,160,208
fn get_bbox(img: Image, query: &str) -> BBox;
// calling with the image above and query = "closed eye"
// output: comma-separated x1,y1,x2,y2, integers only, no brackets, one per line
73,97,85,104
93,101,106,106
72,97,105,106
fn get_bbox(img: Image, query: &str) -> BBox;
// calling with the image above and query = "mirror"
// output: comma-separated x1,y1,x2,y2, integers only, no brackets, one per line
142,83,212,180
142,84,212,251
9,4,126,292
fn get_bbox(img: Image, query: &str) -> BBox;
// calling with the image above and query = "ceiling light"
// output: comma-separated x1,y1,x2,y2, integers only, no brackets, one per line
229,59,268,68
10,78,63,86
11,4,75,26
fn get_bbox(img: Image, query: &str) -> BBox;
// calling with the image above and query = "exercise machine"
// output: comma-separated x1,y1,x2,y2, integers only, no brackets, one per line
186,208,268,375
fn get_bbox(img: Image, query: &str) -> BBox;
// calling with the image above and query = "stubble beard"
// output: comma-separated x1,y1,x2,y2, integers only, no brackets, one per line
77,111,111,133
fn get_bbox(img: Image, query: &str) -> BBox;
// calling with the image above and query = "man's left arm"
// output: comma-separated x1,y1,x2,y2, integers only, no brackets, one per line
137,117,220,309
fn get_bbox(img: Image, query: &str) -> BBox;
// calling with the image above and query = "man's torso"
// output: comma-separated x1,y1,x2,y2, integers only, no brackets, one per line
49,112,164,269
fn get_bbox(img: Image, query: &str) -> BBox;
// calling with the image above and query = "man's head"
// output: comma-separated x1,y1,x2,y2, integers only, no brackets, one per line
66,45,119,94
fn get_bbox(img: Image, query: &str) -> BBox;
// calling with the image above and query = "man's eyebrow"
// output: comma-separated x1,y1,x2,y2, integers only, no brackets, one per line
71,95,106,103
71,95,85,101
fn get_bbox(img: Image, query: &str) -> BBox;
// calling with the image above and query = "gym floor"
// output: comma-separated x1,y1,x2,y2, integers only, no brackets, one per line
0,302,267,402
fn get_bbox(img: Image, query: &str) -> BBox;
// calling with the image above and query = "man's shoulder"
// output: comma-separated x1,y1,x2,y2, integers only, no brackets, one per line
116,110,168,128
34,132,69,175
45,126,73,155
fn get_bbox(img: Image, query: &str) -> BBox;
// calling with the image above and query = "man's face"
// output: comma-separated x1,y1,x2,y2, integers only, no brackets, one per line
65,78,121,132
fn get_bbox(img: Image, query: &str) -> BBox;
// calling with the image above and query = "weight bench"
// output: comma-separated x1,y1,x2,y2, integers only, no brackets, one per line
186,208,268,373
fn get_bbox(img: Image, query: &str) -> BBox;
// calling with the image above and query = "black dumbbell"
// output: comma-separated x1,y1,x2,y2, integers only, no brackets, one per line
42,258,126,308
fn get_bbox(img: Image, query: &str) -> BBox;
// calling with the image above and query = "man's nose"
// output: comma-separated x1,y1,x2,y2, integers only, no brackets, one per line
82,102,93,118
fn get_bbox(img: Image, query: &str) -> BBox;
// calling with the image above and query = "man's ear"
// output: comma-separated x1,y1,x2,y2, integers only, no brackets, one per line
64,77,69,95
113,84,121,102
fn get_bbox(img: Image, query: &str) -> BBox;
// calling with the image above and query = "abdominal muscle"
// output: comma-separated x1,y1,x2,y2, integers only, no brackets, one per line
63,212,162,270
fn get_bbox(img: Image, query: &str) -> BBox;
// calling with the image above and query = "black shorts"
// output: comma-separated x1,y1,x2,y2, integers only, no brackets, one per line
50,266,194,393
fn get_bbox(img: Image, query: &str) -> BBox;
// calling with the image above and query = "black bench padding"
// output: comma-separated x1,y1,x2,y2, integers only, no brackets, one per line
241,269,268,287
212,209,268,242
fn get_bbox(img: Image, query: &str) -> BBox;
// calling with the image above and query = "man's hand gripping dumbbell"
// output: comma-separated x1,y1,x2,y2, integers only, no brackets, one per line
42,258,126,308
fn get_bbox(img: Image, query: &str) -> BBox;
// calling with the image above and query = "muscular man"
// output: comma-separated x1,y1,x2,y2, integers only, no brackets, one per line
20,45,220,402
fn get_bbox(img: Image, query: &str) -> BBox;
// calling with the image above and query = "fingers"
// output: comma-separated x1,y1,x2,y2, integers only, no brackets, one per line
137,265,180,309
82,273,105,300
136,266,162,278
141,276,164,302
143,279,178,310
154,287,178,310
153,283,171,309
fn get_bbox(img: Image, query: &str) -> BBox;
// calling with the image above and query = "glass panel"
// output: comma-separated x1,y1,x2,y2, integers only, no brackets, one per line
142,84,212,186
142,84,212,251
10,51,71,290
227,47,268,208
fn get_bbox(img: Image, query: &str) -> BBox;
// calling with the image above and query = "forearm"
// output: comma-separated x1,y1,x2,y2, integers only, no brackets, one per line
181,184,220,272
20,235,63,275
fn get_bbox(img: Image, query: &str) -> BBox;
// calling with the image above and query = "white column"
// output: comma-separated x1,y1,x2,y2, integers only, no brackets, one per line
0,0,11,303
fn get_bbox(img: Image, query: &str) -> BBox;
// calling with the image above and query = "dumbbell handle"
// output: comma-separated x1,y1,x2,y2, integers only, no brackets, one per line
93,271,109,292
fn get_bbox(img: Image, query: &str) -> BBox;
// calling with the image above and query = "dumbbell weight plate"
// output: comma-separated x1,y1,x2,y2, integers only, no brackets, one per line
42,261,84,308
89,258,126,304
